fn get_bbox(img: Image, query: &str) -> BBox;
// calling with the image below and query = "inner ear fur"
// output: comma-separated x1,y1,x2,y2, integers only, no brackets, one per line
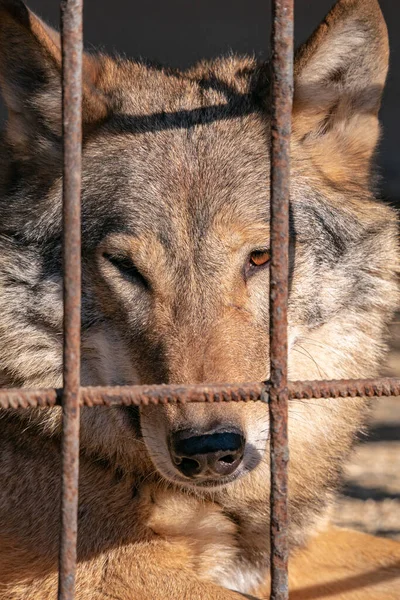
0,0,108,148
292,0,389,188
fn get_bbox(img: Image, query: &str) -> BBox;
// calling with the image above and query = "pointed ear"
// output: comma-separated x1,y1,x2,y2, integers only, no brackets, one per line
0,0,107,152
293,0,389,188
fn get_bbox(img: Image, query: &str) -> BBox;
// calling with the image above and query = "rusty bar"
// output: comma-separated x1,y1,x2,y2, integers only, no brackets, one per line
289,378,400,399
269,0,294,597
79,382,264,405
1,378,400,409
58,1,83,600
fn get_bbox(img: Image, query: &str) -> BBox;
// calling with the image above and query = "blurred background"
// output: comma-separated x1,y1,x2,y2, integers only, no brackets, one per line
1,0,399,539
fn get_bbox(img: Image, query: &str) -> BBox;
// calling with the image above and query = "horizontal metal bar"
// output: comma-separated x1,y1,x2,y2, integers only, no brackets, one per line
1,378,400,409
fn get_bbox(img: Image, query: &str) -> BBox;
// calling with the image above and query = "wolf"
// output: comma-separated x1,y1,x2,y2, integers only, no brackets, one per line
0,0,399,598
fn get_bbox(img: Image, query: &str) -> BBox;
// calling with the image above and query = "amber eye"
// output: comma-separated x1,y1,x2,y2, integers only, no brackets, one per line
249,249,271,268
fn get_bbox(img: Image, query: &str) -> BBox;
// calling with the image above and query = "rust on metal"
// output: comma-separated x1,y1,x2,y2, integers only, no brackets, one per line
58,1,83,600
288,378,400,399
0,378,400,410
268,0,294,598
79,383,264,405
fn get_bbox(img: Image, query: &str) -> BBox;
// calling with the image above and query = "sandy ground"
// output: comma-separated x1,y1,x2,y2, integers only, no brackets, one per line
332,318,400,540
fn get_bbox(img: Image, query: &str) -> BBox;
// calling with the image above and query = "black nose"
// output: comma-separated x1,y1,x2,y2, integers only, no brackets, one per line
169,428,245,479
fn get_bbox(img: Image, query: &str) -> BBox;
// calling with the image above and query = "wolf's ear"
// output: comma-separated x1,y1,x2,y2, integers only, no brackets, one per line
293,0,388,188
0,0,107,151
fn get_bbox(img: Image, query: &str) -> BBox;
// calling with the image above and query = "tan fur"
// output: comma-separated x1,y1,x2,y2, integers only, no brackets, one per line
0,0,399,598
293,0,389,189
0,0,107,148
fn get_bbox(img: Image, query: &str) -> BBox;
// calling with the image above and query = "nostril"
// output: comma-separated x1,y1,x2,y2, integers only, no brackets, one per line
179,457,202,477
211,449,244,476
219,454,236,465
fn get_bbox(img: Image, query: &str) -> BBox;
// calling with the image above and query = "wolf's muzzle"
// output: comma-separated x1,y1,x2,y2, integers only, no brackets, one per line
169,428,245,480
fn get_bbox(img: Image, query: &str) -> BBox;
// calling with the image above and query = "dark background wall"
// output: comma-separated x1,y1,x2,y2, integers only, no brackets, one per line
1,0,398,198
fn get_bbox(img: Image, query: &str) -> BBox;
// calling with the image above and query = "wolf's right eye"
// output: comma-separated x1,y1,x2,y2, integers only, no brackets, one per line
103,253,149,289
249,249,270,268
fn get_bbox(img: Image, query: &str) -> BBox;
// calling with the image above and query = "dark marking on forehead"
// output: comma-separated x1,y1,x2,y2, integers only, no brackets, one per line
107,100,260,136
104,63,270,136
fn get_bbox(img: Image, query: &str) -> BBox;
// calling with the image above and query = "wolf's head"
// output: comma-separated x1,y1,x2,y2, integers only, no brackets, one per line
0,0,398,531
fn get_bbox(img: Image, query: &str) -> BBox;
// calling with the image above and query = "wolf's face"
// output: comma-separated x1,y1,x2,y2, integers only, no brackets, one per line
0,0,398,508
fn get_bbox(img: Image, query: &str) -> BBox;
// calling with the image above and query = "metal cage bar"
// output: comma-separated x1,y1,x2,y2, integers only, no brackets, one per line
268,1,294,598
0,378,399,409
58,1,83,599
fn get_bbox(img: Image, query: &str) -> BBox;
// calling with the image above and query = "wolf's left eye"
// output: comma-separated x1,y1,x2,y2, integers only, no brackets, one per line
249,249,271,268
103,253,149,289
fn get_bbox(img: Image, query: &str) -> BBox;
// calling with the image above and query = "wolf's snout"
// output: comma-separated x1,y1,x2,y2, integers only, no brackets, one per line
169,429,245,480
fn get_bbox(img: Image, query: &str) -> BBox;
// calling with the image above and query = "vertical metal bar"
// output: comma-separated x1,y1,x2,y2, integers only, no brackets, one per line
58,1,83,599
269,0,294,599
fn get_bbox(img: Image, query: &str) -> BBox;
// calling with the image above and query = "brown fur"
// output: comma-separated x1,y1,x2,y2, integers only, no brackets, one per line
0,0,399,598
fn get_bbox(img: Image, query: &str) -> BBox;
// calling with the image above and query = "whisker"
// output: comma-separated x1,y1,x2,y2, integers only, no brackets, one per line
292,345,328,379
